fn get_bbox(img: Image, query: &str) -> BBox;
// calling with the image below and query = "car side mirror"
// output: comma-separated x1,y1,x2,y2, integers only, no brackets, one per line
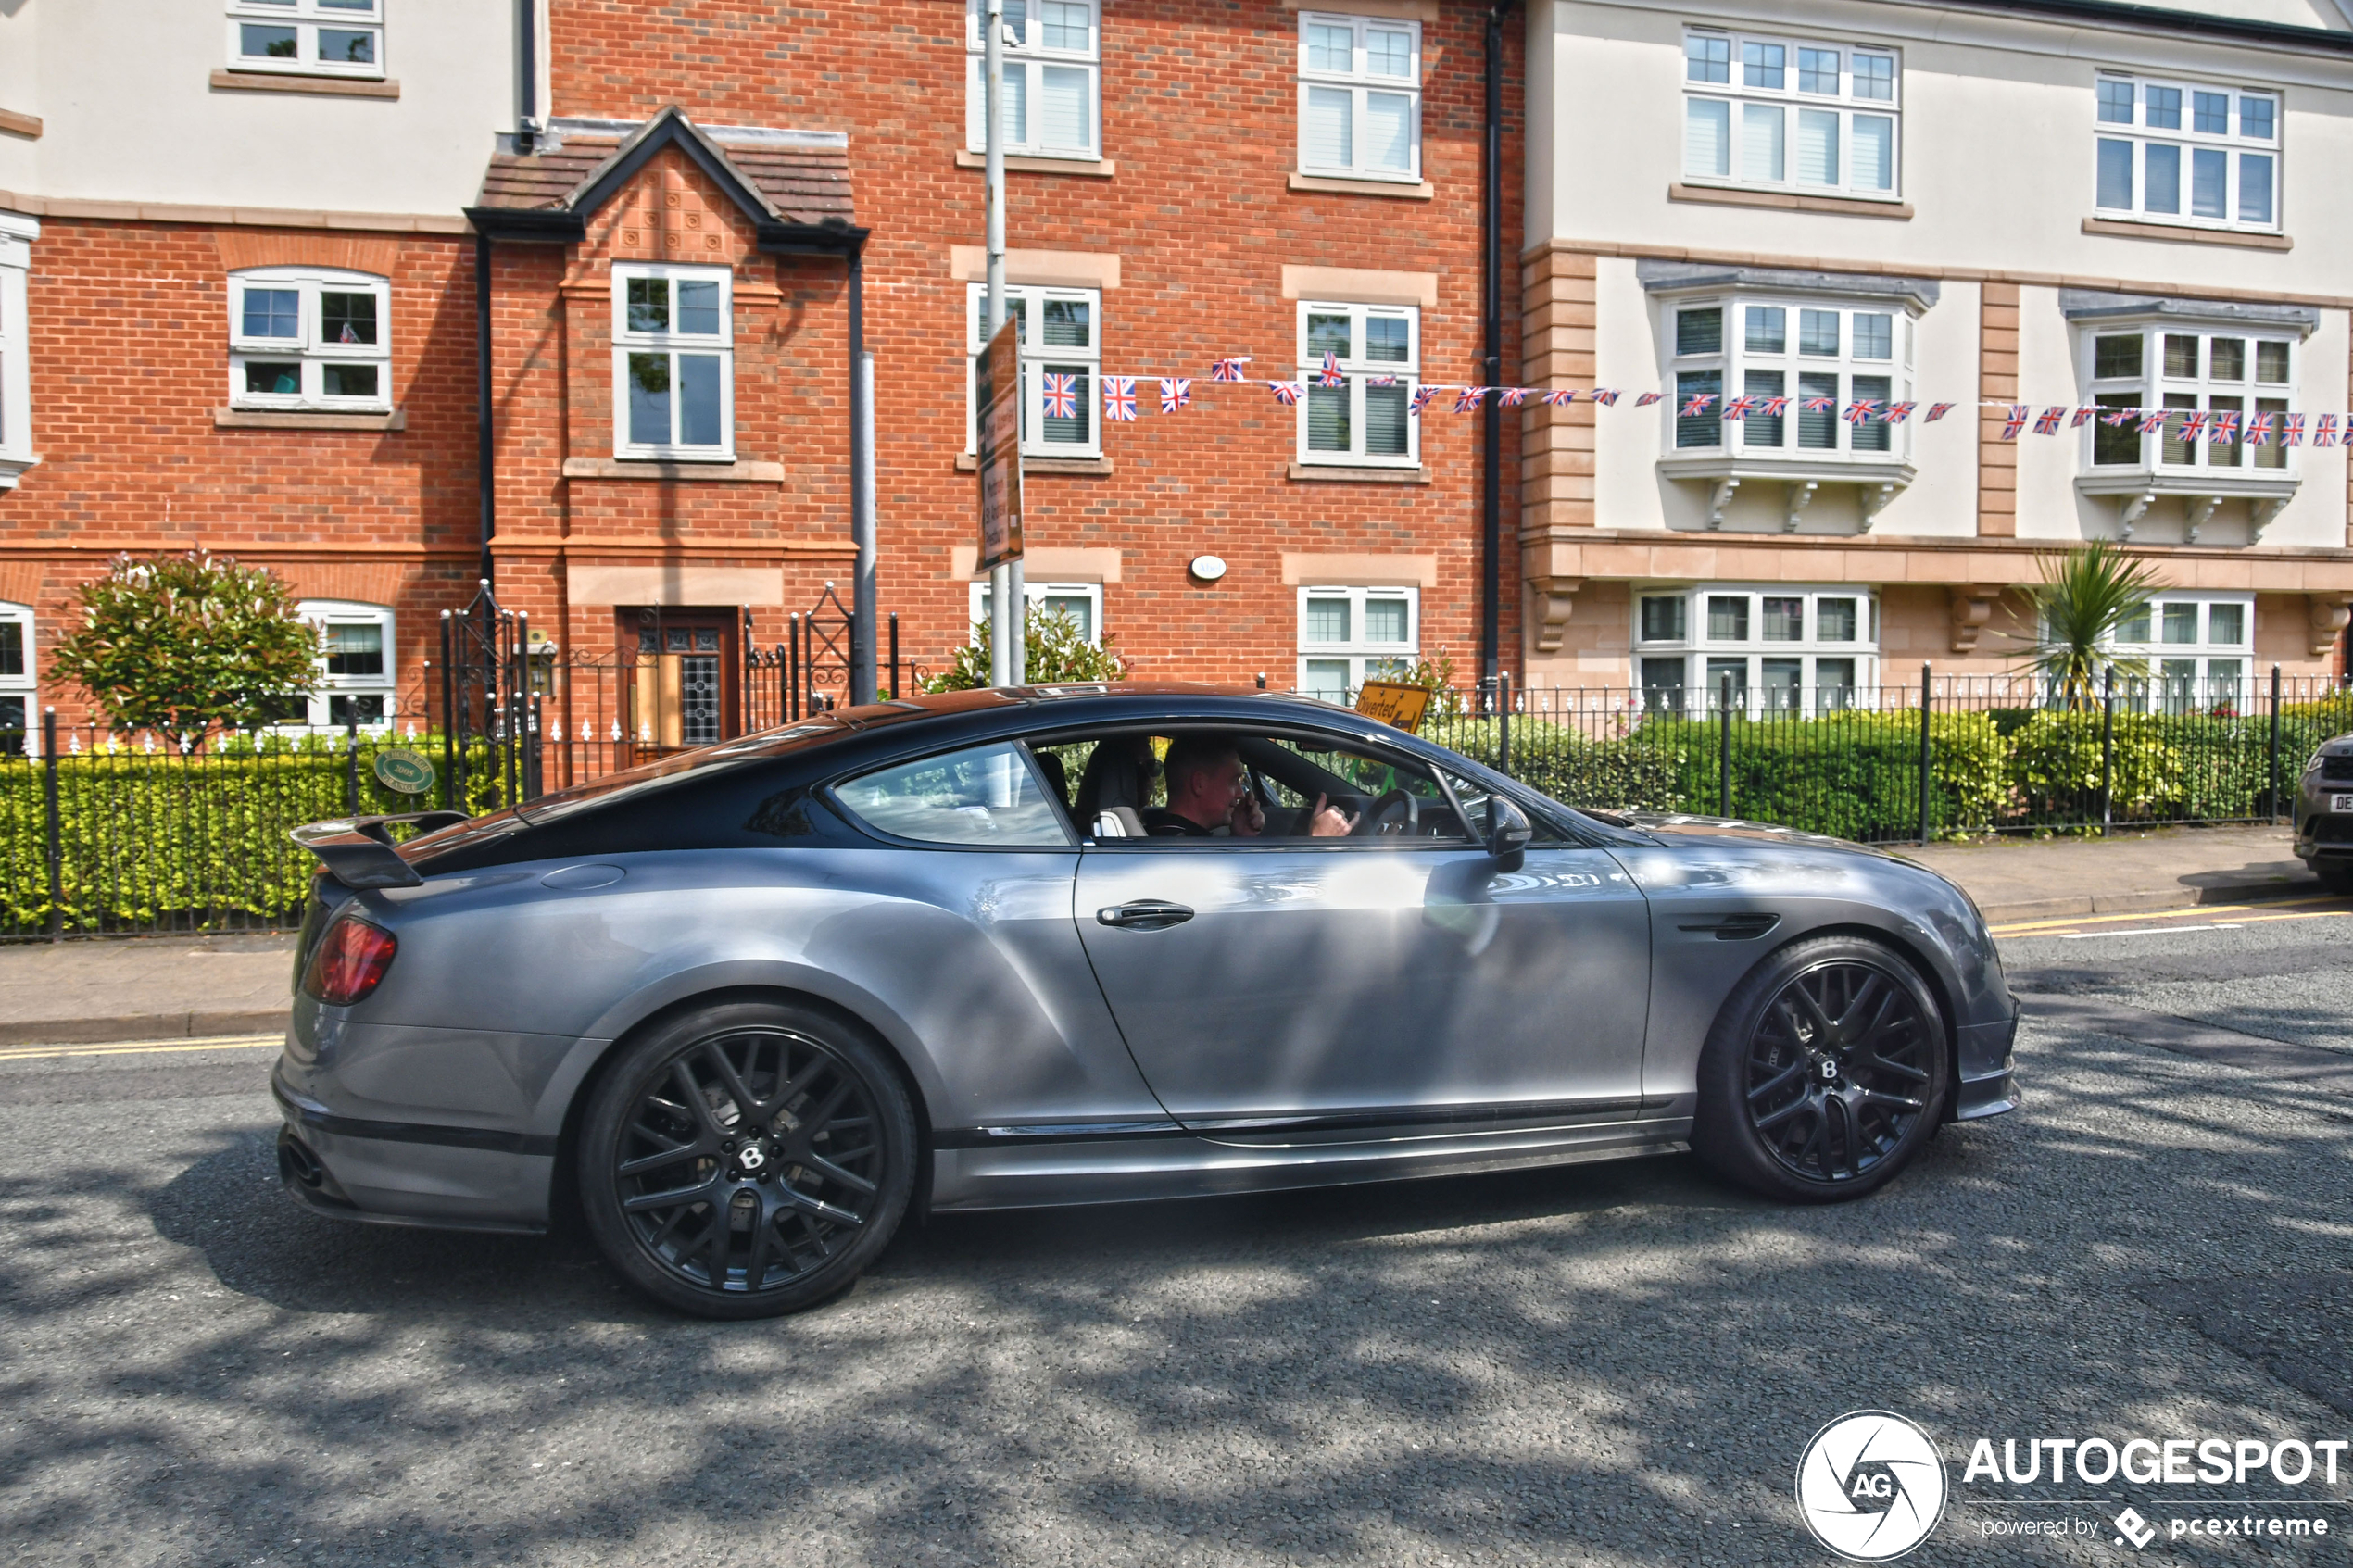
1486,797,1531,868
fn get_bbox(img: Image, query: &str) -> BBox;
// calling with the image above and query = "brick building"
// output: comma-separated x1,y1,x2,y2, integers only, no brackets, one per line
0,0,1524,748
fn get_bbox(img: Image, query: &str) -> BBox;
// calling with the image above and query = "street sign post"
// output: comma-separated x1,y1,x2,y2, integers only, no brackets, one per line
975,316,1024,573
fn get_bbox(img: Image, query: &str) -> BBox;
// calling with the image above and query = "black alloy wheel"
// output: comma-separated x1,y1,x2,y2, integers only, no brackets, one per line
1694,936,1950,1203
579,1001,915,1318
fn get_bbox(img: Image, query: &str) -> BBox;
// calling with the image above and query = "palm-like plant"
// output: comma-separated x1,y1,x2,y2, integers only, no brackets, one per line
2014,541,2164,709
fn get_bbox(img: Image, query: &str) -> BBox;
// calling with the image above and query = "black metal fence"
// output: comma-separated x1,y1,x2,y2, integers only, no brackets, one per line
6,663,2347,941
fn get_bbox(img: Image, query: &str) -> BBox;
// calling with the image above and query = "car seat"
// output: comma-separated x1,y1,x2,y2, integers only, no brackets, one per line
1074,740,1151,840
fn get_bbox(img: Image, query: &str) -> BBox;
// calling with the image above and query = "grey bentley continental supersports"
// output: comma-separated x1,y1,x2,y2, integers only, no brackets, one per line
276,685,2020,1317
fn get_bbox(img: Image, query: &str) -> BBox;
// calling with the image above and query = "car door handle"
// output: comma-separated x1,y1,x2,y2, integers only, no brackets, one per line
1097,900,1194,931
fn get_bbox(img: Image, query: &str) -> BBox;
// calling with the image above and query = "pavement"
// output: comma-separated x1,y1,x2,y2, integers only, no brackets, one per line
1,909,2348,1566
0,823,2320,1049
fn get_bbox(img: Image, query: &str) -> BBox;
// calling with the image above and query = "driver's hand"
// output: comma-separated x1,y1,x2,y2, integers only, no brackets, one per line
1307,793,1357,837
1230,789,1265,837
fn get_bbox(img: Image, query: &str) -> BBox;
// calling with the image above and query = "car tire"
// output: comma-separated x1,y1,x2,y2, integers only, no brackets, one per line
1692,935,1951,1204
578,999,917,1319
2315,859,2353,897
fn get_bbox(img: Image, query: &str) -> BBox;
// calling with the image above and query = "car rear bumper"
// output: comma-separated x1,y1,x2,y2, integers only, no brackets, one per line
272,1066,552,1233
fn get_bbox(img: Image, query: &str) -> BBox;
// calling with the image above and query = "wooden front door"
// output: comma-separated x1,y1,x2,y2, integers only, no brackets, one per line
622,608,739,752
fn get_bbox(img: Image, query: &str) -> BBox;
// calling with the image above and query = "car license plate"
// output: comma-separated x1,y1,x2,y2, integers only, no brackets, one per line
2334,794,2353,813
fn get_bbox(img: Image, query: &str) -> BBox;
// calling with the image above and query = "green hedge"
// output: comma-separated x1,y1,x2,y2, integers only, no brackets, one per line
0,734,520,935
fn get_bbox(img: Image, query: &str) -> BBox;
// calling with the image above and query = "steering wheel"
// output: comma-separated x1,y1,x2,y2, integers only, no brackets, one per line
1353,787,1419,837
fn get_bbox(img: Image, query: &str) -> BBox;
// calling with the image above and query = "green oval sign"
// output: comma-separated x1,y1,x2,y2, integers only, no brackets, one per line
373,747,436,797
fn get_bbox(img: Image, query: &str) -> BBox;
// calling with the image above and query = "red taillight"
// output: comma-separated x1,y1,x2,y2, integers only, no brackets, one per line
303,916,398,1006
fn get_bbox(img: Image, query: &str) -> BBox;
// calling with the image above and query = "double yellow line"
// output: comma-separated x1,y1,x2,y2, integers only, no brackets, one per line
0,1034,281,1064
1990,893,2353,940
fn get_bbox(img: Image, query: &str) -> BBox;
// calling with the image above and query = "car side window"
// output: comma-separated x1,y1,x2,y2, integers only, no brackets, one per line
833,741,1074,847
1254,735,1472,841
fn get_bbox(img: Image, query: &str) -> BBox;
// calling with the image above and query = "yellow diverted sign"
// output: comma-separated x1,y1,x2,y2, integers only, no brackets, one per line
975,315,1024,571
1353,681,1432,733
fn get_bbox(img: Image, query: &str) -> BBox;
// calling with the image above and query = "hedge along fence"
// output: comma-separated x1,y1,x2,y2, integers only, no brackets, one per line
1,731,523,938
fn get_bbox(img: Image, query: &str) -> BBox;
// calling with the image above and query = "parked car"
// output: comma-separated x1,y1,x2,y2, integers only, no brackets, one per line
2296,734,2353,896
275,685,2019,1318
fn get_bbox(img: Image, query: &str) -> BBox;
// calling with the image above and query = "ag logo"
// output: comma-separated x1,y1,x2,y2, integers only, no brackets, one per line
372,747,436,797
1795,1411,1948,1561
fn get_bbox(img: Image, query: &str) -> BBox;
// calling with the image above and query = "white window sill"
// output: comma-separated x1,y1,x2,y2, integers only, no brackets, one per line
1289,172,1432,200
955,150,1114,177
1657,455,1917,531
1288,462,1430,483
210,69,400,100
2077,470,2297,499
954,452,1114,475
217,406,403,431
1667,182,1911,220
0,453,38,490
569,457,781,482
2082,217,2292,252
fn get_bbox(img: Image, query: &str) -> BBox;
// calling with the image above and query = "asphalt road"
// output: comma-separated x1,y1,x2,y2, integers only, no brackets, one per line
3,909,2351,1567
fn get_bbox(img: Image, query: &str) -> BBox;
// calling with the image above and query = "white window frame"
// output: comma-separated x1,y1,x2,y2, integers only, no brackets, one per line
1296,300,1419,469
1632,583,1880,714
290,600,396,730
969,580,1104,646
228,267,393,414
0,599,33,749
2112,592,2254,714
0,213,34,489
611,263,736,461
1297,12,1423,183
964,283,1103,460
2093,73,2280,235
1297,584,1418,698
964,0,1101,161
2081,325,2296,475
1681,28,1901,200
1665,296,1913,463
225,0,386,80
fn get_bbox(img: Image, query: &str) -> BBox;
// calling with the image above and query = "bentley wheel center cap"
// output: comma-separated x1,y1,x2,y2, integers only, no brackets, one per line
737,1143,768,1173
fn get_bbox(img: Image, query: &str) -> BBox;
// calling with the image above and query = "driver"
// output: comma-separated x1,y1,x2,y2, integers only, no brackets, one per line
1143,737,1356,838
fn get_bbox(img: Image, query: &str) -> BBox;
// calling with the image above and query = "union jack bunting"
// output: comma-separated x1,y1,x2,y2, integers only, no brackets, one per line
2070,408,2095,428
1590,388,1621,406
1635,392,1663,407
2247,412,2276,447
1679,393,1718,417
2178,410,2209,443
2138,408,2168,435
2207,410,2239,445
1454,386,1486,413
1924,403,1957,422
2000,406,2029,441
1541,389,1577,407
1409,386,1438,416
1883,401,1918,423
1802,395,1838,414
1759,396,1791,417
1365,375,1402,386
1211,357,1251,383
1102,376,1138,422
2100,408,2136,426
1319,351,1347,388
1270,381,1303,405
2285,413,2308,446
1040,373,1079,420
2032,408,2065,436
1498,387,1528,407
1158,377,1191,413
1843,400,1882,426
1720,396,1756,421
2317,414,2341,448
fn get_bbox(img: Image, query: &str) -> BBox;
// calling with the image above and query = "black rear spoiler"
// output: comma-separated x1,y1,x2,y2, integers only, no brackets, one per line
290,812,471,889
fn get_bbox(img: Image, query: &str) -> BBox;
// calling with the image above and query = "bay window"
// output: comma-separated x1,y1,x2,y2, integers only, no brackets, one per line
228,268,392,413
965,0,1101,161
2082,326,2294,474
2094,73,2279,232
1297,300,1419,468
965,283,1102,460
1683,29,1900,199
611,265,734,459
1299,13,1422,182
1667,297,1912,461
